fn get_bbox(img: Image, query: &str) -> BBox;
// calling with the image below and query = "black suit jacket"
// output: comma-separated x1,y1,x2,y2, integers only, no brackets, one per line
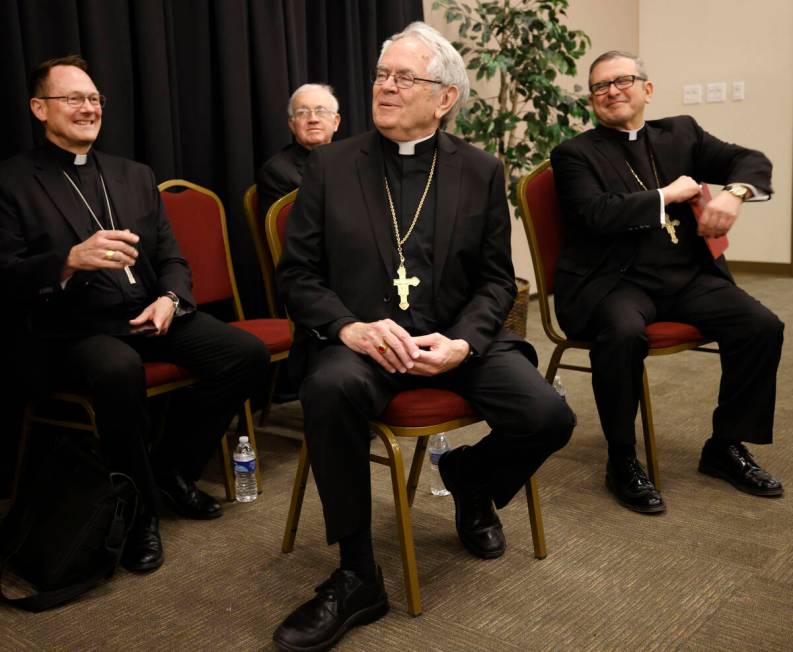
0,146,194,340
277,130,530,380
550,115,772,334
255,143,309,218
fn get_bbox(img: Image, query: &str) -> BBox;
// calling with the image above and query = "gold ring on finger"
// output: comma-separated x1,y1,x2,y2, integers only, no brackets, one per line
104,249,116,261
377,343,389,355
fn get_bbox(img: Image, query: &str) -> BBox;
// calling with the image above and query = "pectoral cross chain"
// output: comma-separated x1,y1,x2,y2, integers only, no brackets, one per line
393,264,420,310
663,215,680,244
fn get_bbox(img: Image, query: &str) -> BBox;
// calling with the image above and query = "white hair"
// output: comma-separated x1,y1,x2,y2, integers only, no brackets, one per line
287,83,339,116
378,21,470,129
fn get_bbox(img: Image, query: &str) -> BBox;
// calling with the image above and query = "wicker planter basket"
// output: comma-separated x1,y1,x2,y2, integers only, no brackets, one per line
504,277,531,338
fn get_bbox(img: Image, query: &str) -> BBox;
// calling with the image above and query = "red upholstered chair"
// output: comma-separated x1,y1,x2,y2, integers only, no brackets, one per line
243,184,281,317
516,160,719,487
266,190,547,616
158,179,292,500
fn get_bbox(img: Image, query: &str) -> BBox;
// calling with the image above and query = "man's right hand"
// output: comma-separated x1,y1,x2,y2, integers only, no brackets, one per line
339,319,420,373
62,230,140,280
661,175,701,204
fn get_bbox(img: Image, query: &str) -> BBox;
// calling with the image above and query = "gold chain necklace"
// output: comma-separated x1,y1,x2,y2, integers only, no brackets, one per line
383,148,438,310
625,154,680,244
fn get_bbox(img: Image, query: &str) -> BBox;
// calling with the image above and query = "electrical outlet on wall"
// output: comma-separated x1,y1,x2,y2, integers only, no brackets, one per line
706,82,727,103
683,84,702,104
732,80,745,101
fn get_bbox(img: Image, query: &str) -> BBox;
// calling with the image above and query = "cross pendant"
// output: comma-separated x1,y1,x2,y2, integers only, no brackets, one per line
663,215,680,244
393,264,420,311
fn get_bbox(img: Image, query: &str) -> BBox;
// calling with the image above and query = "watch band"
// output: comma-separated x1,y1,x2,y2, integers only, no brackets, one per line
163,291,180,312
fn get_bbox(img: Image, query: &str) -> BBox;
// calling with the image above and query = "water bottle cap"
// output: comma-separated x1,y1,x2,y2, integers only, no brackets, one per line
239,436,249,443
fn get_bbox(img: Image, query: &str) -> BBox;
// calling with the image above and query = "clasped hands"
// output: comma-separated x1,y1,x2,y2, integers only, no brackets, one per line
339,319,470,376
661,176,746,238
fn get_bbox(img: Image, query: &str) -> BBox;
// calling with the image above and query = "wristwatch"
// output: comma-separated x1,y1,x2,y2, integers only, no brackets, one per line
163,291,180,313
723,184,749,201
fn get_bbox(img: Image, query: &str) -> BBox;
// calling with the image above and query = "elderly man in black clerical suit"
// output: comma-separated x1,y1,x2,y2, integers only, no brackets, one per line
551,50,784,515
273,22,576,651
256,83,341,218
0,56,270,572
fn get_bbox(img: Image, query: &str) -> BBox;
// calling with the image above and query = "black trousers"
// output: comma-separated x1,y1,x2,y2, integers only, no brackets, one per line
298,340,576,544
40,311,270,512
578,273,784,449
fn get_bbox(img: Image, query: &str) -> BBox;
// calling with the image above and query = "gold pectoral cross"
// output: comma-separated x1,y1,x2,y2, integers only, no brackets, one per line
393,264,420,311
663,215,681,244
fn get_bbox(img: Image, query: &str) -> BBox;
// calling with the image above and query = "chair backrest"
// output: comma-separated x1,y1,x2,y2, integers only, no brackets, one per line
243,184,280,317
158,179,245,320
516,160,566,343
264,189,298,267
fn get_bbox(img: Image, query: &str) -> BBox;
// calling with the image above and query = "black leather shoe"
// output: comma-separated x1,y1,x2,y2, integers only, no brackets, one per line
438,445,506,559
699,440,784,497
158,472,222,520
273,566,389,652
606,457,666,514
121,514,163,572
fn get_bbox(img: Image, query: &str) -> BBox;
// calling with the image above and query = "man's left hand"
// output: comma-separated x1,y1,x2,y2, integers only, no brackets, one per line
128,296,177,336
408,333,470,376
698,191,744,237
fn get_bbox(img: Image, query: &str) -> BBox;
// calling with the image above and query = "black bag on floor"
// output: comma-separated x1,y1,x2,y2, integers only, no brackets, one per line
0,437,138,612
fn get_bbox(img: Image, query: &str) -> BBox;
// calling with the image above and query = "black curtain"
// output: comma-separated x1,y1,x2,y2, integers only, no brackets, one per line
0,0,422,496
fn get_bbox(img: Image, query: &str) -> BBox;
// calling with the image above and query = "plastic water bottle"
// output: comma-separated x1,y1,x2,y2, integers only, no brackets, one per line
553,374,566,401
233,436,257,502
427,433,451,496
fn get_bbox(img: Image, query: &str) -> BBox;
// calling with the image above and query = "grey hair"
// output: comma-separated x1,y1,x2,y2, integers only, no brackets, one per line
287,83,339,116
588,51,648,87
378,21,470,129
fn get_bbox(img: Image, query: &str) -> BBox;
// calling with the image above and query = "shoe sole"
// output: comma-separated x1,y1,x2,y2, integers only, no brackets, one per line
160,489,223,520
121,555,164,573
273,597,389,652
439,454,506,560
605,475,666,514
698,464,784,497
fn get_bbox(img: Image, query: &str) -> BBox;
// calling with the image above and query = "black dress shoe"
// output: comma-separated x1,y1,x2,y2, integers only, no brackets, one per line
121,514,163,572
438,445,506,559
158,472,222,520
699,440,784,497
273,566,389,652
606,457,666,514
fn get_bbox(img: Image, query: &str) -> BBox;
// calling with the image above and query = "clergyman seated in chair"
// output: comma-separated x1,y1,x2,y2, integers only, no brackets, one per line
0,56,270,573
550,50,784,514
272,22,576,651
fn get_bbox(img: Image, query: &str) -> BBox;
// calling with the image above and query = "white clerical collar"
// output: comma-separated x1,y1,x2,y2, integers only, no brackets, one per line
74,153,88,165
618,123,645,141
394,132,435,156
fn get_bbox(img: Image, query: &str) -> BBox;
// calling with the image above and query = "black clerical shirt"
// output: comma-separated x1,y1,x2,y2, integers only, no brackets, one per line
380,132,438,334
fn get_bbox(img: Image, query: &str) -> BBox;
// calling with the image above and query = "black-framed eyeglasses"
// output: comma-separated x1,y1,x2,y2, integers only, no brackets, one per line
38,93,106,108
589,75,647,96
371,68,442,89
291,107,336,121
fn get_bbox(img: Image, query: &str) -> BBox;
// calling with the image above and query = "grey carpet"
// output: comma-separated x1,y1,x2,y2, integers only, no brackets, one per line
1,272,791,651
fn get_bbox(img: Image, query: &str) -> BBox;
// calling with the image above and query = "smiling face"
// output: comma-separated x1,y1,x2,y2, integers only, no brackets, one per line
589,56,653,131
372,37,457,142
29,65,102,154
288,87,340,150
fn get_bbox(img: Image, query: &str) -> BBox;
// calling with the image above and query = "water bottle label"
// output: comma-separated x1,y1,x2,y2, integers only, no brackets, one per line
429,452,443,465
233,459,256,474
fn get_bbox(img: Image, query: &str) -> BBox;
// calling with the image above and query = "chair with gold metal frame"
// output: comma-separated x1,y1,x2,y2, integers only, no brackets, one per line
243,184,281,318
158,179,292,499
516,160,719,488
265,189,547,616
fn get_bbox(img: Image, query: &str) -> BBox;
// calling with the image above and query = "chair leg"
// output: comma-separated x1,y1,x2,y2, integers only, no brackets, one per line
282,440,311,554
524,475,547,560
544,344,565,383
406,435,429,507
241,399,264,495
256,361,281,426
373,425,422,617
638,366,661,490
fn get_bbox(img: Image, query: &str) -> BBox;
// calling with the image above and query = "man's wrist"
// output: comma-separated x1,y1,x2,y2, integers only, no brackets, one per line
162,291,180,312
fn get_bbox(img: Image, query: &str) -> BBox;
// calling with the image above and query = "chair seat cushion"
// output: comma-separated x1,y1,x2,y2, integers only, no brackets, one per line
646,321,705,349
230,319,292,353
379,389,477,427
144,361,193,387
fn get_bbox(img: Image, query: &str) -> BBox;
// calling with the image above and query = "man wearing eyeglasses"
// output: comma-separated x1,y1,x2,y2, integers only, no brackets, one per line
551,50,783,515
0,56,270,573
273,22,575,651
256,84,341,220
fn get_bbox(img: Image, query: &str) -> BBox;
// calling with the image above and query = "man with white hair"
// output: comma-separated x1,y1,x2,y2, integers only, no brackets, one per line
273,22,575,650
256,83,340,217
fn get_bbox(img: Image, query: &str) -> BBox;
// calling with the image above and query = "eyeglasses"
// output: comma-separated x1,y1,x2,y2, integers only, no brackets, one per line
38,93,107,108
589,75,647,96
371,69,442,89
291,107,336,121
